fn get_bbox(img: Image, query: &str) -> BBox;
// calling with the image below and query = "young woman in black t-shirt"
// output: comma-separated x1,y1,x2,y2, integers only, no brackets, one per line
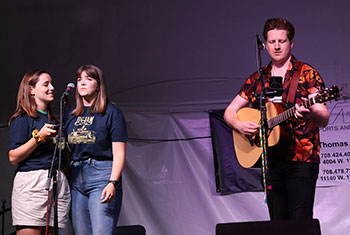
8,69,71,235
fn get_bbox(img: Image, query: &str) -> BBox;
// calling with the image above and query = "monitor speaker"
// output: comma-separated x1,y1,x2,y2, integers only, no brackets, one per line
216,219,321,235
114,225,146,235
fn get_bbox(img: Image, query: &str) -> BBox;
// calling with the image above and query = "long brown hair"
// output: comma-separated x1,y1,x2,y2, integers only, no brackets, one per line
71,65,108,116
9,69,56,125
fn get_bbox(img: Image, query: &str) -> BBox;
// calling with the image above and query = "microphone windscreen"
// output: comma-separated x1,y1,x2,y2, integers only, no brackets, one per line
67,83,75,89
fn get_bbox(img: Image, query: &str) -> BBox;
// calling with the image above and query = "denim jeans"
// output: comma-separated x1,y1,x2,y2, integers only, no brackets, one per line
70,158,122,235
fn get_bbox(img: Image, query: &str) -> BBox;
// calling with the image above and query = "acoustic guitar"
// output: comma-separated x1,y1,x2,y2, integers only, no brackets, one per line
233,85,340,168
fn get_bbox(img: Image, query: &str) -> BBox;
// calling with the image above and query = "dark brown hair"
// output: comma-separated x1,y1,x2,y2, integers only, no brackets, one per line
71,65,108,116
263,18,295,41
9,69,56,125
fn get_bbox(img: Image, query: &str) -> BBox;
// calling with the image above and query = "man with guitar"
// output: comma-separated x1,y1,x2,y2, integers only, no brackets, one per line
224,18,330,220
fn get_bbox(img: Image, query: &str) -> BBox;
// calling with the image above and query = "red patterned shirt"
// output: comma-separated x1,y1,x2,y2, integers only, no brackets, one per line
239,55,325,163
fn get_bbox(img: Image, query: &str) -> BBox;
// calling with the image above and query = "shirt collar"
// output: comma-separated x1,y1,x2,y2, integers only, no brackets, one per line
262,55,299,75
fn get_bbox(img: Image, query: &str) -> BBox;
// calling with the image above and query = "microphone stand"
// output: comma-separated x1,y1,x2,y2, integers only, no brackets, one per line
255,35,273,210
1,200,11,235
45,92,68,235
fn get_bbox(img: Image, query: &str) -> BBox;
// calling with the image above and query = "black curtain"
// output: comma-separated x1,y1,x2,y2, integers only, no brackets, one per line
209,109,263,194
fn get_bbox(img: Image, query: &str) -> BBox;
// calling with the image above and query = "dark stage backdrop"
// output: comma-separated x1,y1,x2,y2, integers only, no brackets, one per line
209,109,263,193
1,1,350,235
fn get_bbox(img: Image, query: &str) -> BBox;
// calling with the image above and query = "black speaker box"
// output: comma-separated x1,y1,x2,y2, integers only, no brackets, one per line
216,219,321,235
114,225,146,235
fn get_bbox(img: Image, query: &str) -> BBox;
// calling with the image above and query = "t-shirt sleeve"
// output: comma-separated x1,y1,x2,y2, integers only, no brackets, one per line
110,107,128,142
63,107,74,139
9,116,30,151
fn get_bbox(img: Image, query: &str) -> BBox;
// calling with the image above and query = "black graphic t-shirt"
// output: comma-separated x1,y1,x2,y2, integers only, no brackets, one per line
9,112,56,172
65,103,128,161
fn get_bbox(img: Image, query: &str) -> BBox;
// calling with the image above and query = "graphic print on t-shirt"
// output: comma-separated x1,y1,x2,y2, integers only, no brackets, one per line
68,116,96,144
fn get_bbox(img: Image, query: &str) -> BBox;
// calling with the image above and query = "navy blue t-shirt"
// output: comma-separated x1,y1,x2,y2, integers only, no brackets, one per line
9,112,56,172
65,103,128,161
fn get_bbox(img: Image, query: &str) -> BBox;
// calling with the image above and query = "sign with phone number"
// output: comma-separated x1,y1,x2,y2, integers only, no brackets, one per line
317,100,350,186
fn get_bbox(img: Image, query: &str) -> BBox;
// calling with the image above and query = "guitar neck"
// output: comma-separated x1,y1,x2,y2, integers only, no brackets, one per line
266,85,339,129
268,97,316,129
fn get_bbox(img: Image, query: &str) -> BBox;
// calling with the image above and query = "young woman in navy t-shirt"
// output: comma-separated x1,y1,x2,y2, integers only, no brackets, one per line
8,69,71,235
65,65,127,235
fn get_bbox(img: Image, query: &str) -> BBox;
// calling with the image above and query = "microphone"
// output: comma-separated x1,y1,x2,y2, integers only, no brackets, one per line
62,83,75,97
256,34,265,50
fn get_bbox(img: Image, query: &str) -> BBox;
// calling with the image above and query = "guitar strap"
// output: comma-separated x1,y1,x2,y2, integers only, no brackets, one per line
286,62,303,105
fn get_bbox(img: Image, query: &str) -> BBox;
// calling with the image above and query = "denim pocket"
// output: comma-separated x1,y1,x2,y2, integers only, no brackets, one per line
91,159,113,170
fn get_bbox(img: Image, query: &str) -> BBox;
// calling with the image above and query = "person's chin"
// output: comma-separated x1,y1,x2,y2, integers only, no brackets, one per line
272,56,287,64
273,53,283,59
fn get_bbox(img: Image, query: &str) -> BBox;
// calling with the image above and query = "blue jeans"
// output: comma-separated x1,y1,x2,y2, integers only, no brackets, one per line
70,158,122,235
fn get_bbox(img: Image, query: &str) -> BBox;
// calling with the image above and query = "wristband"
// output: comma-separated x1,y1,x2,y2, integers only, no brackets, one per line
108,180,120,188
32,129,46,144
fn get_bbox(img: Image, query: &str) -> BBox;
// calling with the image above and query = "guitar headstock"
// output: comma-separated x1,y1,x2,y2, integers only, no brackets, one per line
315,85,340,103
